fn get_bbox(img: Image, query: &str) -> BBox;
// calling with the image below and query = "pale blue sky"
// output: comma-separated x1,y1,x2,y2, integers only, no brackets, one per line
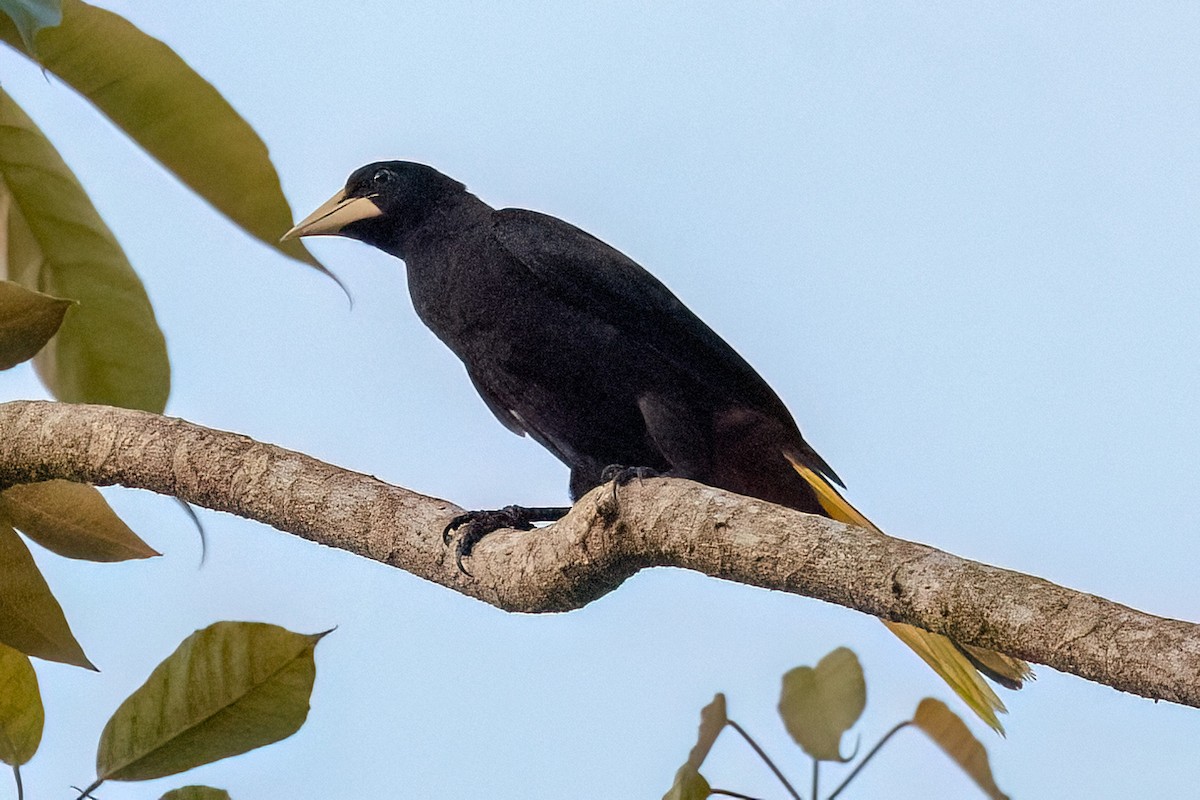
1,2,1198,797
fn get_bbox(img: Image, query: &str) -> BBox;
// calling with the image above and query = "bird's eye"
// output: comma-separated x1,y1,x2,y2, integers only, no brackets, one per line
372,169,394,186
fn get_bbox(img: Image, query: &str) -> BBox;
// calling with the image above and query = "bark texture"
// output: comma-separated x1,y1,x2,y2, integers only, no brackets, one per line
0,400,1196,708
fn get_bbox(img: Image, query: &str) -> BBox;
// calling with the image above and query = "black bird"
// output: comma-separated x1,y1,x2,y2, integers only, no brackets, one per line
283,161,1030,729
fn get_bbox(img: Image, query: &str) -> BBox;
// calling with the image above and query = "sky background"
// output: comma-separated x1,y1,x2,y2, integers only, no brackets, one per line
1,2,1198,797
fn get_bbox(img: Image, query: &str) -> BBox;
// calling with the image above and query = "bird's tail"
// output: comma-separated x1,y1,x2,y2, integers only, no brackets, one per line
787,457,1033,733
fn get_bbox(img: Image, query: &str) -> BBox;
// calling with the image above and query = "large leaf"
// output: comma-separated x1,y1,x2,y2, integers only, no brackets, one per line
0,90,169,411
662,764,711,800
96,622,326,783
686,693,727,770
0,480,158,562
0,520,93,668
912,699,1009,800
160,787,231,800
0,279,70,369
777,647,866,762
0,0,59,51
0,641,43,766
0,0,329,276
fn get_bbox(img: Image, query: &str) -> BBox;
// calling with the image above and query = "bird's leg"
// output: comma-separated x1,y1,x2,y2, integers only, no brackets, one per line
443,505,570,575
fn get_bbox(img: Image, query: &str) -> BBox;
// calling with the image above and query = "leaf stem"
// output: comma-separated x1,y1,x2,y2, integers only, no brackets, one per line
811,758,819,800
825,721,912,800
75,777,104,800
727,719,804,800
12,765,21,800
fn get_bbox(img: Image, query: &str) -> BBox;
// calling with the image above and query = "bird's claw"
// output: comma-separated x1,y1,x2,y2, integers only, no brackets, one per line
442,505,537,576
600,464,662,486
597,465,663,516
442,512,474,546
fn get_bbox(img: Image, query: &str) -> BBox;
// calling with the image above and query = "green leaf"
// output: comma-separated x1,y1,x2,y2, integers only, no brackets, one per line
160,786,232,800
0,0,330,278
0,641,43,765
777,647,866,762
96,622,327,782
662,764,711,800
0,0,59,52
912,699,1009,800
0,90,170,412
686,693,727,770
0,520,93,669
0,480,159,562
0,279,70,370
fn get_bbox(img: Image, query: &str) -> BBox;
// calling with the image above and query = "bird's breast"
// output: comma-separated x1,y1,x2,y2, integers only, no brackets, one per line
403,234,616,375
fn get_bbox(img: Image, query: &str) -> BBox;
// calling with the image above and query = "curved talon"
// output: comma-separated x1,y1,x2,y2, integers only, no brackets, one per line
441,506,539,576
455,545,474,577
442,512,474,545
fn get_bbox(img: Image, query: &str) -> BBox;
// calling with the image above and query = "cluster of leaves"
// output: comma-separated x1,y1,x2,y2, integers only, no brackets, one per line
0,621,326,800
0,1,340,796
0,0,330,665
665,647,1008,800
1,299,330,800
0,0,330,414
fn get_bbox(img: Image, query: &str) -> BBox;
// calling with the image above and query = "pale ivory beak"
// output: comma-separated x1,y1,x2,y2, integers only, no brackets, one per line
281,191,384,241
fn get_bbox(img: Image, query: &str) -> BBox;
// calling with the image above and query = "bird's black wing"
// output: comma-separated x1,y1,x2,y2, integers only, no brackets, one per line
491,208,843,486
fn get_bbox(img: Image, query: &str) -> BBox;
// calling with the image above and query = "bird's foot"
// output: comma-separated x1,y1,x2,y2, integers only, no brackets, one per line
443,505,534,574
598,465,663,520
600,464,662,486
442,505,569,575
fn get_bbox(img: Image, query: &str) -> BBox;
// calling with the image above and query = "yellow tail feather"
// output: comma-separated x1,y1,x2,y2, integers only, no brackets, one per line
788,457,1028,733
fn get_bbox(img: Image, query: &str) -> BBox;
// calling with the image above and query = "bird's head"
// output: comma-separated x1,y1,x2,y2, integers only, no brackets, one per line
282,161,466,254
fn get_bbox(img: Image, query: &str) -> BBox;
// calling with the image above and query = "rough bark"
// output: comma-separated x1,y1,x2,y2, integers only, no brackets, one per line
0,400,1196,708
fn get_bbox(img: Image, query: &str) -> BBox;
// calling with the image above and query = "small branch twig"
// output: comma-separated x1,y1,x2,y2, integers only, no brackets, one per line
728,721,803,800
825,722,911,800
0,400,1197,708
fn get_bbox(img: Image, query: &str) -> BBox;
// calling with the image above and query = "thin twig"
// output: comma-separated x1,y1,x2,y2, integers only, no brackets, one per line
74,777,103,800
12,765,21,800
728,720,804,800
811,758,819,800
825,721,912,800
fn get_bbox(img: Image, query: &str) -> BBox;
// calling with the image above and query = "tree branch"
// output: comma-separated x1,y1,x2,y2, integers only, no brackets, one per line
0,400,1195,708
